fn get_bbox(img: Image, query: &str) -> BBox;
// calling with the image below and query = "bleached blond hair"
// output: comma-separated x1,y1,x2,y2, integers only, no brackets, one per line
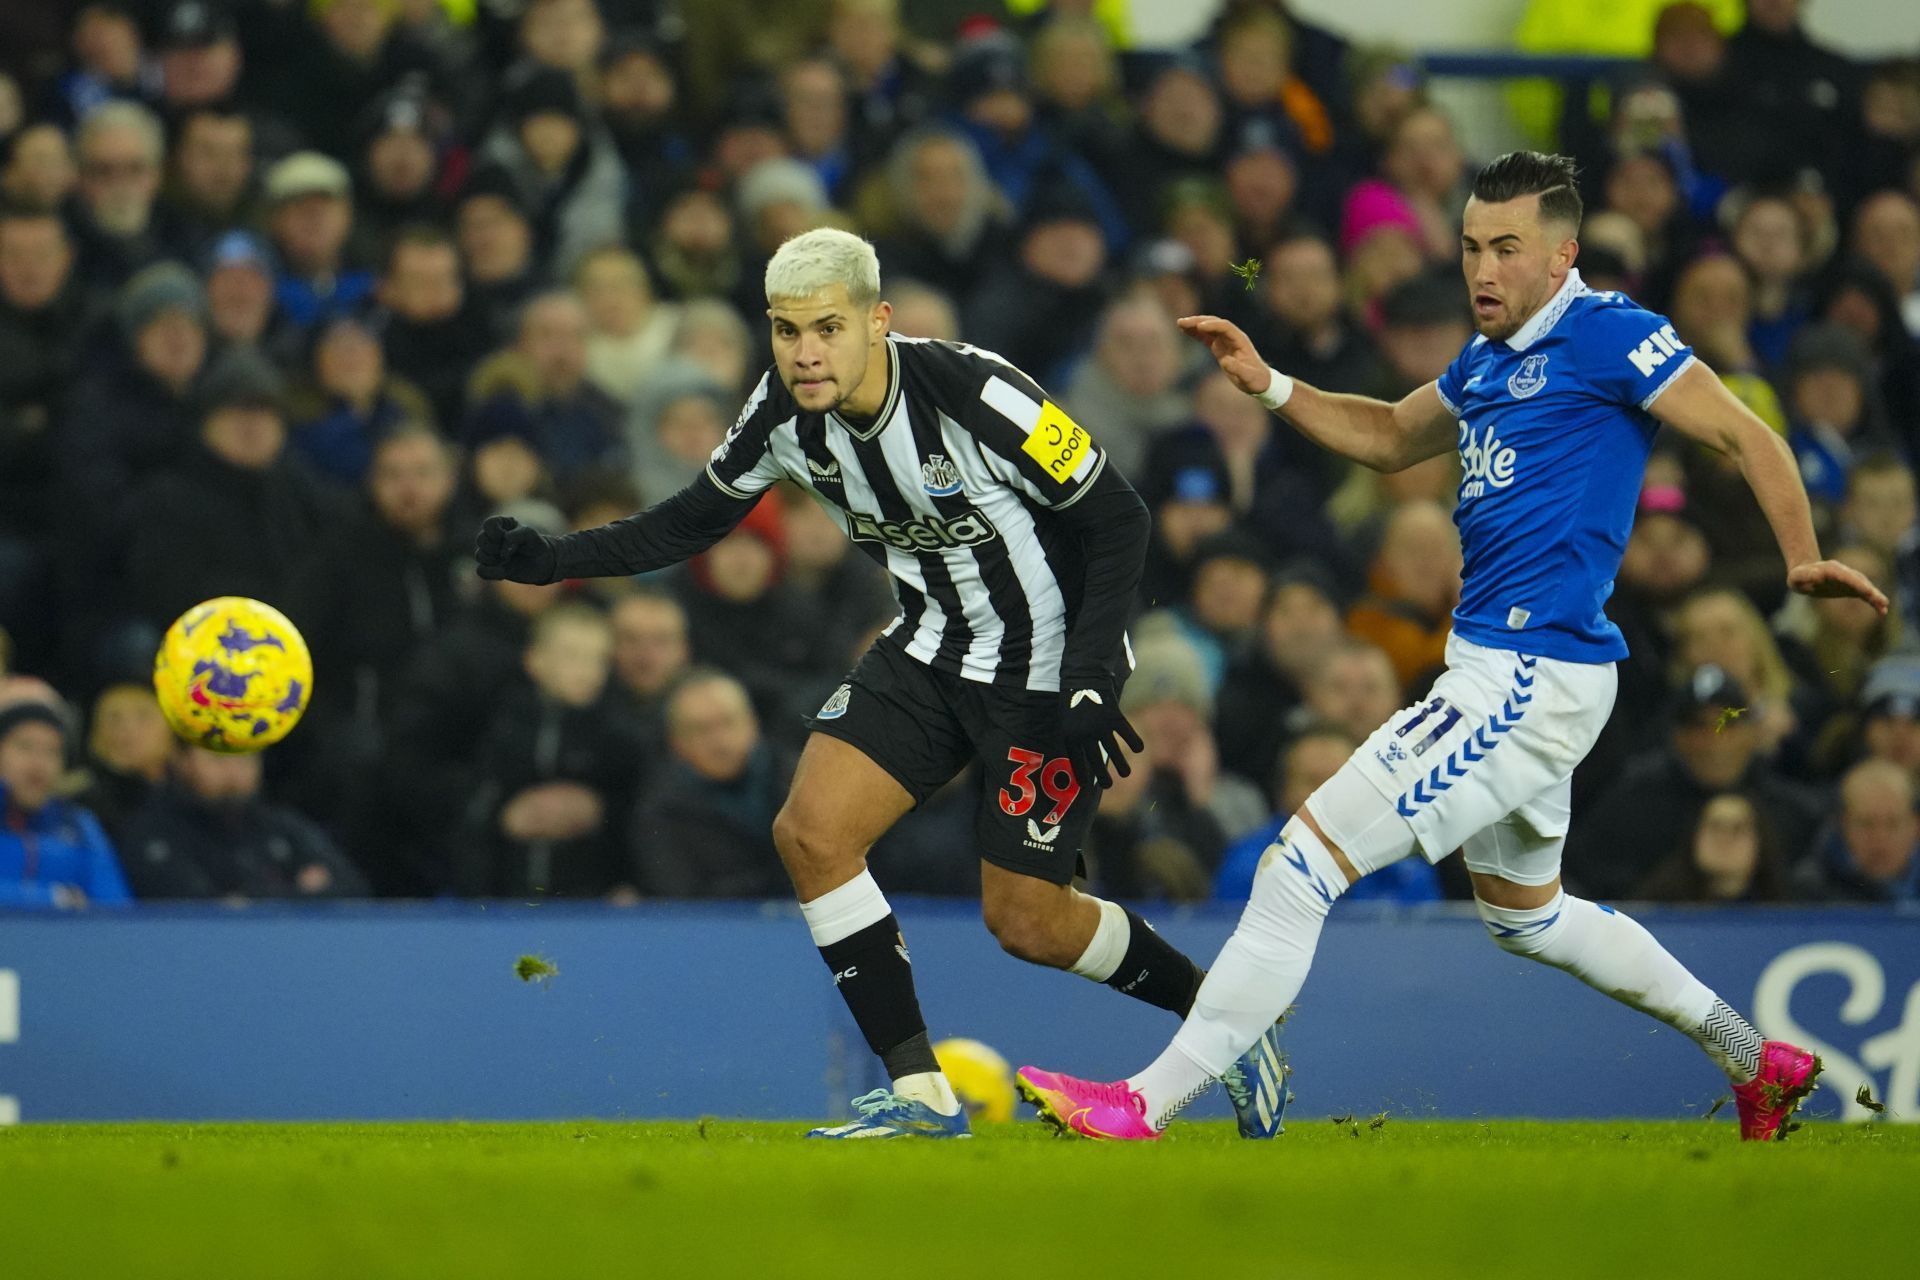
764,227,881,308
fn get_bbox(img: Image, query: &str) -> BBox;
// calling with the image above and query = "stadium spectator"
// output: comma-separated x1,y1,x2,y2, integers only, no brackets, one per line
1838,455,1920,638
1115,56,1226,233
263,151,374,330
825,0,937,169
160,107,256,263
597,33,694,225
1345,499,1460,689
624,360,729,501
1568,664,1827,899
465,290,625,487
1164,532,1272,694
1813,258,1920,440
1782,324,1894,508
71,99,168,289
1729,189,1812,371
456,173,543,340
0,698,131,911
1122,623,1268,844
153,0,250,120
287,314,435,486
1666,253,1787,430
1294,638,1403,748
666,296,754,396
1793,758,1920,903
268,0,440,164
1669,586,1810,762
1635,791,1791,903
374,499,569,893
872,128,1006,315
1853,656,1920,788
479,67,628,280
1719,0,1861,192
1213,4,1336,172
124,344,345,631
964,180,1113,383
71,682,174,846
347,85,446,235
1216,566,1344,789
607,587,692,768
460,602,643,899
734,157,834,299
778,57,853,202
576,244,678,412
631,668,795,898
1062,296,1190,479
0,210,88,629
1254,231,1386,402
516,0,607,79
1213,723,1442,904
120,741,368,900
46,3,150,128
1852,190,1920,341
777,485,895,677
883,279,958,341
1223,122,1302,261
375,226,489,430
1,123,78,212
291,425,464,739
1083,733,1220,901
201,229,289,360
1138,456,1233,610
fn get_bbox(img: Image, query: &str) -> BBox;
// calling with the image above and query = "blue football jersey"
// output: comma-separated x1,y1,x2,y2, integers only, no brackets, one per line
1433,269,1695,663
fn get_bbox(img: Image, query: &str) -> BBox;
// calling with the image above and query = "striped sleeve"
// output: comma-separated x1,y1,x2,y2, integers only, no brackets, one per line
705,372,789,499
953,351,1107,510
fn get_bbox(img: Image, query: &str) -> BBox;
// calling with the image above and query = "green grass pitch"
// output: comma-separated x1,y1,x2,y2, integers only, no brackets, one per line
3,1119,1914,1278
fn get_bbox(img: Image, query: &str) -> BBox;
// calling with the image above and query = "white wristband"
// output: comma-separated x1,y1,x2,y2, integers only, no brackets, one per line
1254,367,1294,410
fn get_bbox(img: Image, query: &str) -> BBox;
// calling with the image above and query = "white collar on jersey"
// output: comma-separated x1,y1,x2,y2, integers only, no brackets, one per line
1503,268,1589,353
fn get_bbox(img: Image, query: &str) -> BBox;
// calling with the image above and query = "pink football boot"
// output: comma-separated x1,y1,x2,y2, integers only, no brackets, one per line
1732,1041,1822,1141
1016,1067,1160,1141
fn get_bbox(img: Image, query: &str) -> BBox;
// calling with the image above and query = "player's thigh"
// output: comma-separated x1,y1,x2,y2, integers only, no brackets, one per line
1460,778,1569,904
778,643,973,874
964,687,1097,887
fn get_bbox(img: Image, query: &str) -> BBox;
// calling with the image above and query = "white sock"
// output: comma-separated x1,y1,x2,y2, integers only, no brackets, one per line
1478,891,1762,1083
1067,897,1130,982
891,1070,962,1116
798,869,890,946
1128,819,1346,1129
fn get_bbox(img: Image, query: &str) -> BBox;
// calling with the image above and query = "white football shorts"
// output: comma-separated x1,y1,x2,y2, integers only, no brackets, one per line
1304,633,1618,886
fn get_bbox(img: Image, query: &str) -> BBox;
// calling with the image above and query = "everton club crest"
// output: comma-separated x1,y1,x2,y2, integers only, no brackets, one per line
1507,354,1549,400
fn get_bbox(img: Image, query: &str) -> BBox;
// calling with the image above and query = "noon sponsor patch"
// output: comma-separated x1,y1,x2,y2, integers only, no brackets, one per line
1022,401,1093,484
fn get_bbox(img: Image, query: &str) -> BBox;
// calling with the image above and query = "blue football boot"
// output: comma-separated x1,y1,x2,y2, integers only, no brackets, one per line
1221,1019,1291,1138
805,1089,973,1140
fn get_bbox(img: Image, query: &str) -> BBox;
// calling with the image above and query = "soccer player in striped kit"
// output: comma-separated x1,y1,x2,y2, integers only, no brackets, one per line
477,228,1289,1138
1017,152,1886,1142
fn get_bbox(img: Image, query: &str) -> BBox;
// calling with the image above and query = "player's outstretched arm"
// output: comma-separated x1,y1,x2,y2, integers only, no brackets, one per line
1651,361,1888,614
1177,315,1453,471
474,476,758,584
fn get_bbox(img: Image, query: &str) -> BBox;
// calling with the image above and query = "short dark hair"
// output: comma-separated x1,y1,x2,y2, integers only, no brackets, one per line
1471,151,1583,230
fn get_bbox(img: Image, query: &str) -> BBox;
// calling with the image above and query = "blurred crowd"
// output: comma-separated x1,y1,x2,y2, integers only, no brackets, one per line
2,0,1919,910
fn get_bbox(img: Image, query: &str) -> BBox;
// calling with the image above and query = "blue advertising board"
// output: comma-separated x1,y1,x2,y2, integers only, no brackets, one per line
1,902,1915,1125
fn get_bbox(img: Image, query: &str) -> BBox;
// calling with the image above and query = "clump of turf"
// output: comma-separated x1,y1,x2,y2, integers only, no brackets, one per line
514,954,558,983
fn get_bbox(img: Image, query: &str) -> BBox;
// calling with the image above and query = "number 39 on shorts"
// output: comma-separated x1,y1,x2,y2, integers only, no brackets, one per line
998,747,1081,824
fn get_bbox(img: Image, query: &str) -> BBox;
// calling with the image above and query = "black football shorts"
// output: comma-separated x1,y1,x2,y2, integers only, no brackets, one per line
807,639,1098,883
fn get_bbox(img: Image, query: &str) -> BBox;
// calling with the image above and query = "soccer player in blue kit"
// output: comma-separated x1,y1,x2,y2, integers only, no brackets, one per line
1017,152,1887,1142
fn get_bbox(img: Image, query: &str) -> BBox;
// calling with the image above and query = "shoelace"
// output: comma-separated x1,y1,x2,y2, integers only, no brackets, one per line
849,1089,911,1117
1072,1077,1147,1116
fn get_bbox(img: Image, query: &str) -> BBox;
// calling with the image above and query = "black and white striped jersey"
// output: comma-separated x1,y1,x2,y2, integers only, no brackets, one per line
705,335,1113,693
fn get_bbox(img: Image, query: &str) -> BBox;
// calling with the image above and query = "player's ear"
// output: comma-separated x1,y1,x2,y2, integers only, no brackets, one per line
872,299,892,339
1557,233,1580,276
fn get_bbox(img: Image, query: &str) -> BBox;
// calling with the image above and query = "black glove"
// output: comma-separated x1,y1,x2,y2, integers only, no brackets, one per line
474,515,559,584
1058,673,1144,789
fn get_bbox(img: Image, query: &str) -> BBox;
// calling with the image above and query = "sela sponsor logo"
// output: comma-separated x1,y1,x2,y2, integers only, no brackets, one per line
1626,322,1685,377
817,683,851,720
806,457,842,484
1506,353,1549,399
920,453,963,497
1458,419,1517,500
847,508,998,551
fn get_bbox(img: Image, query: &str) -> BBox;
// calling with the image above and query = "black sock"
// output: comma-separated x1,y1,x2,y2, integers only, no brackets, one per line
1103,908,1205,1016
818,914,939,1077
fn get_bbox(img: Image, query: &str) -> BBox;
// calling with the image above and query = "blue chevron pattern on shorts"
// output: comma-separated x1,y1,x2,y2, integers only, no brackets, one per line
1395,656,1538,820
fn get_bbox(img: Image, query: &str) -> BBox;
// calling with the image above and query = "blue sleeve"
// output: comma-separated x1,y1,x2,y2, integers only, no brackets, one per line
78,812,133,906
1575,299,1696,410
0,878,58,908
1433,341,1476,418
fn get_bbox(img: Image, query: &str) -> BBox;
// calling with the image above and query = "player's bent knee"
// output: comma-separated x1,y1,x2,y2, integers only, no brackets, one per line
980,896,1075,968
771,807,856,884
1474,889,1569,958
